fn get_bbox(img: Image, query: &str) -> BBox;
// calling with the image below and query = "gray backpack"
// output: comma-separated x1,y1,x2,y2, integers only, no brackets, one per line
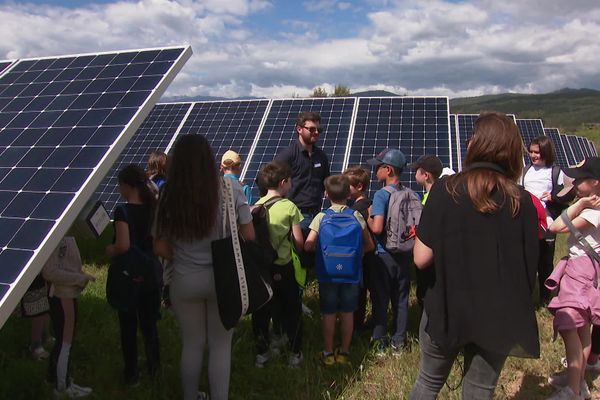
382,185,423,253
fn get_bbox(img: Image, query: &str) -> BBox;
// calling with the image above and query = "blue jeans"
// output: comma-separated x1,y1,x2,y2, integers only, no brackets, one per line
410,313,507,400
370,251,411,346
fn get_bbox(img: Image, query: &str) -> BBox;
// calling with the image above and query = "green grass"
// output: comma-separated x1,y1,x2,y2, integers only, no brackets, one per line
0,235,595,399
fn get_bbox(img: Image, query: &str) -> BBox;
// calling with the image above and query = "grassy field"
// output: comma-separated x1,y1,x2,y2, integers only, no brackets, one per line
1,235,599,399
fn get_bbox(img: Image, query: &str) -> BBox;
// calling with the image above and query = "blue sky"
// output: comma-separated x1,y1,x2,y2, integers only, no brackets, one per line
1,0,599,98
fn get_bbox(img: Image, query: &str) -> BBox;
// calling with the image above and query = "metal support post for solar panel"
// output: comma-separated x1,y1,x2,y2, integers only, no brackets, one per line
164,102,196,154
340,97,361,172
241,100,273,181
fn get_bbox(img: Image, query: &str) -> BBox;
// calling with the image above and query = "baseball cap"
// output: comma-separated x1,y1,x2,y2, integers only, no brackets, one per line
564,157,600,180
367,148,407,169
410,155,443,178
221,150,242,167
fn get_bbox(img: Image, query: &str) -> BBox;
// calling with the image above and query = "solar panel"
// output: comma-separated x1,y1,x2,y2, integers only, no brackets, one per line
590,140,598,157
455,114,478,171
347,97,451,195
95,102,193,215
567,135,585,163
179,100,270,172
516,119,545,156
242,97,356,199
559,134,577,166
579,136,593,158
544,128,569,170
448,114,459,171
0,46,191,328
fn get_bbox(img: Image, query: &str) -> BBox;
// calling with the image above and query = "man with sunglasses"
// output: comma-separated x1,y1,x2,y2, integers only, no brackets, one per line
275,111,330,237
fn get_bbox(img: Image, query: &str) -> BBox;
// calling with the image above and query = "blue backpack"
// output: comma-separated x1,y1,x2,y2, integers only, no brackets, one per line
315,208,363,284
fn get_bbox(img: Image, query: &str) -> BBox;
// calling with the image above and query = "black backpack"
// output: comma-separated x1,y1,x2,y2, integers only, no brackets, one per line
250,197,283,266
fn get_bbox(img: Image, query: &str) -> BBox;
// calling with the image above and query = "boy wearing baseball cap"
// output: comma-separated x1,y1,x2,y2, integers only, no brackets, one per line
411,155,443,205
366,148,413,352
221,150,252,204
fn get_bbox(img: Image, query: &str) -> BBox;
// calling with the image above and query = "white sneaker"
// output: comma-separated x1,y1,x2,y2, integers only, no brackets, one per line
548,373,591,399
30,346,50,361
197,391,209,400
288,352,303,368
546,386,583,400
302,303,313,317
54,383,92,399
255,348,280,368
580,380,591,400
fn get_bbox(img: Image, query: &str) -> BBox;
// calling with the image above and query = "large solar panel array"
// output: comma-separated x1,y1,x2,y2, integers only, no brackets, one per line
347,97,451,195
580,137,593,158
0,46,191,327
590,141,598,157
95,102,193,214
243,97,356,199
455,114,478,171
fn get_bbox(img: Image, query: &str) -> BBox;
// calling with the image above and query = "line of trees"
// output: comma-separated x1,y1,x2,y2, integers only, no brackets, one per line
310,85,351,97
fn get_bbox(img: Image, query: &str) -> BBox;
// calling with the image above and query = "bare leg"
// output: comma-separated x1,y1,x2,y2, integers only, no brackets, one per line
339,312,353,353
322,314,336,353
560,328,584,395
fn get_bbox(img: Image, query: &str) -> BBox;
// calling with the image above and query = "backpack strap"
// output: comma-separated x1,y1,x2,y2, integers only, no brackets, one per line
560,210,599,288
263,196,282,208
342,207,355,216
383,185,398,194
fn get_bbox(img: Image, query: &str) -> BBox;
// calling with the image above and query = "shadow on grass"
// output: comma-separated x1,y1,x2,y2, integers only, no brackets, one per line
508,373,551,400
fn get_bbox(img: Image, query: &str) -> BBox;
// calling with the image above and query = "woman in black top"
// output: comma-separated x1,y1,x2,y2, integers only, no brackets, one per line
106,165,160,386
409,112,540,399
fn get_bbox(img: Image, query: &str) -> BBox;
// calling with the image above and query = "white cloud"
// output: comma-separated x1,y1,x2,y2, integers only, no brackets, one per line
0,0,599,99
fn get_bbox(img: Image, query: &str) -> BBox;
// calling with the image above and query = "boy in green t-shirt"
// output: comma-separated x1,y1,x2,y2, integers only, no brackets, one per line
305,175,375,365
252,161,305,368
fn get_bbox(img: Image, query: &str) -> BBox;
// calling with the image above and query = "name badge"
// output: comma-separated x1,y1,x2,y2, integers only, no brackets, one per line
314,163,322,168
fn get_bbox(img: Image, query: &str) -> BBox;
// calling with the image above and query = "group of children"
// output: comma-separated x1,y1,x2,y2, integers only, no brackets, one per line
20,134,600,399
249,149,446,367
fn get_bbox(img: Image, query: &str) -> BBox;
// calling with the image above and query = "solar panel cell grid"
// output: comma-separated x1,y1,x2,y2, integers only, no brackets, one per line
178,100,270,170
544,129,569,170
559,134,576,166
95,102,193,215
348,97,450,195
0,46,190,328
243,98,355,199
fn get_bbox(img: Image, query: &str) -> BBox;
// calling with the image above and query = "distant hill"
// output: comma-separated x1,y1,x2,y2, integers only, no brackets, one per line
161,94,263,102
450,88,600,132
351,90,400,97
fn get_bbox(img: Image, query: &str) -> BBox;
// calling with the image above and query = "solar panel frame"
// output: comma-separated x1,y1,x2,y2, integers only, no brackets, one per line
242,97,357,200
590,140,598,157
95,102,194,216
347,96,451,196
0,46,192,328
579,136,593,158
449,114,459,172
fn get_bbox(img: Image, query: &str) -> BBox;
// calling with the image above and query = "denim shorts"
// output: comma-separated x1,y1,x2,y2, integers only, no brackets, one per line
318,282,360,314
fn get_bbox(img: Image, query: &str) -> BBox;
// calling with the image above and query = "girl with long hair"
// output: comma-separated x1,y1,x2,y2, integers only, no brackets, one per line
409,112,540,399
106,164,160,386
153,134,254,400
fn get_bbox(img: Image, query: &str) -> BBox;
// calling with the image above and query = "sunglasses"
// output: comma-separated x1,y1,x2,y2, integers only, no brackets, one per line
301,125,322,134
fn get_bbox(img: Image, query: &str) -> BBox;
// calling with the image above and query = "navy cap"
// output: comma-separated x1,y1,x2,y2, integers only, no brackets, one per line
565,157,600,180
410,154,443,178
367,148,407,169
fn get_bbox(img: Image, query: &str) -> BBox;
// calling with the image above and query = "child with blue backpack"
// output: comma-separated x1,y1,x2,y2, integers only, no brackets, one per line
305,175,374,365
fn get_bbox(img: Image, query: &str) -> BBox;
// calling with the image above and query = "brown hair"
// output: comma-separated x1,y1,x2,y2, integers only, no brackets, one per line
529,136,556,166
146,150,168,179
343,166,370,192
325,174,351,203
295,111,321,128
446,112,523,216
156,134,219,241
118,164,157,210
258,161,292,190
